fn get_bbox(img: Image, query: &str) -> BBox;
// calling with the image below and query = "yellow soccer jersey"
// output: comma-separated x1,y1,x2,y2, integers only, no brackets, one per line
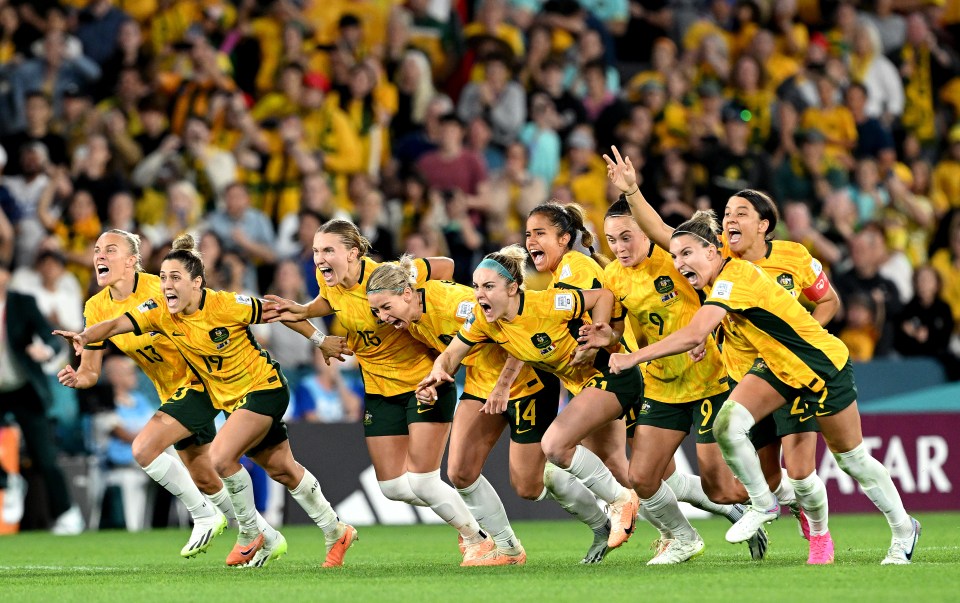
551,251,638,351
83,272,199,402
125,289,283,412
410,280,542,400
704,258,849,392
457,288,612,395
319,257,436,396
720,240,832,381
604,245,728,403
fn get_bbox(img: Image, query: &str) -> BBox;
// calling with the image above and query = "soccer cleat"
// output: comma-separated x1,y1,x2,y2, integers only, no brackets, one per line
460,535,496,566
607,490,640,549
646,532,705,565
726,501,780,544
51,505,85,536
457,534,465,555
650,539,669,557
322,523,358,568
181,512,228,558
226,533,264,566
790,501,811,540
807,532,835,565
246,531,288,568
746,525,769,560
580,520,611,564
880,517,921,566
464,544,527,567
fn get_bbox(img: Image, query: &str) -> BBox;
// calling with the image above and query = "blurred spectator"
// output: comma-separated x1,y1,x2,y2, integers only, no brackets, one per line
71,134,128,222
773,128,848,216
141,180,205,247
206,183,276,288
481,141,547,247
40,187,101,293
839,292,882,362
848,21,904,123
402,0,465,83
458,53,526,149
862,0,906,55
292,349,362,423
7,30,101,133
848,158,890,224
96,19,151,102
75,0,129,68
6,143,55,267
416,113,487,197
439,188,484,285
930,125,960,219
697,102,771,216
536,59,587,145
392,49,437,142
257,259,317,379
158,35,236,136
930,212,960,334
104,190,137,234
0,92,69,174
354,186,396,261
520,93,562,187
895,265,955,361
845,82,895,161
553,127,607,234
94,355,158,532
393,94,452,174
466,115,504,175
801,75,857,166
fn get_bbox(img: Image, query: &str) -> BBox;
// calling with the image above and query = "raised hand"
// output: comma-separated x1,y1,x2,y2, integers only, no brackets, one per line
602,145,638,194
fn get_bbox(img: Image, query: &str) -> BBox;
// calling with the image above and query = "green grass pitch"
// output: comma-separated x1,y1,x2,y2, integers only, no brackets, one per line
2,512,957,603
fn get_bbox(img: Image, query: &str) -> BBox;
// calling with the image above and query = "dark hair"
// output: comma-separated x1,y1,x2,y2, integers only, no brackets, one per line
165,233,205,285
731,189,779,241
604,194,632,219
529,201,609,267
672,210,723,248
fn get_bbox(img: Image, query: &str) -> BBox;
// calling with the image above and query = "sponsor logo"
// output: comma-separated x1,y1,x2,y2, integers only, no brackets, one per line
638,402,651,415
712,280,734,300
531,332,552,349
698,428,712,435
540,345,556,356
515,427,533,435
777,273,795,290
799,415,815,423
559,264,572,279
654,275,675,294
235,294,252,306
811,258,823,276
209,327,229,343
363,411,373,426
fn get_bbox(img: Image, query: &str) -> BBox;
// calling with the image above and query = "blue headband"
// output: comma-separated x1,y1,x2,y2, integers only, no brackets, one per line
477,258,515,282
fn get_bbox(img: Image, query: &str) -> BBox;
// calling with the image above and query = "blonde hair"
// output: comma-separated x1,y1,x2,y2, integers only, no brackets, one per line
672,210,723,248
105,228,143,272
318,219,372,256
481,245,528,289
366,254,417,295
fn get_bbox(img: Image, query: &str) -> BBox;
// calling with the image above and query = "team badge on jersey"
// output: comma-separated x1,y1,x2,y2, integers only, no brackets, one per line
639,401,651,415
531,332,552,349
363,411,373,426
209,327,229,343
438,334,454,345
654,275,675,294
137,299,159,313
777,273,795,290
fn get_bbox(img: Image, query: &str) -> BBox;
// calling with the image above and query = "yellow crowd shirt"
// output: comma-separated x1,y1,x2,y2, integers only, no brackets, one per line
320,257,437,397
408,280,542,400
125,289,283,411
604,245,728,403
84,273,201,402
704,258,849,391
457,289,611,395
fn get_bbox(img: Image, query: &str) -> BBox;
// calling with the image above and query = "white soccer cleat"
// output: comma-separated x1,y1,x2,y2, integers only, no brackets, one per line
580,519,611,564
246,530,288,568
646,532,705,565
726,502,779,544
880,517,921,566
181,512,228,558
51,505,85,536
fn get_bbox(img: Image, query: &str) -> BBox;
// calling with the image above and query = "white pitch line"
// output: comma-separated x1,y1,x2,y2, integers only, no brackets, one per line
0,565,125,571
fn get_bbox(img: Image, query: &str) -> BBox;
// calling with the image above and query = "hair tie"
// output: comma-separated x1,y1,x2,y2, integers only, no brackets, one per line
477,258,516,282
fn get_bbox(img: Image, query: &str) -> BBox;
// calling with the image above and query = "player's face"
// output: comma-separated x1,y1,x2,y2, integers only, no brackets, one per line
313,232,356,286
159,259,202,314
368,288,418,330
604,216,649,268
525,213,569,273
670,235,716,290
473,267,514,321
93,232,134,287
723,197,767,256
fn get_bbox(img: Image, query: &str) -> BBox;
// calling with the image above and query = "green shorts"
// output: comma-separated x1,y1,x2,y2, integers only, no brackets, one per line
228,384,290,457
747,357,858,425
363,382,457,437
585,366,644,438
461,370,561,444
640,387,731,444
160,386,220,451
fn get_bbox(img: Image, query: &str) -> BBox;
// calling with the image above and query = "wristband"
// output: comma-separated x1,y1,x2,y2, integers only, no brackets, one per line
309,330,326,348
625,187,639,196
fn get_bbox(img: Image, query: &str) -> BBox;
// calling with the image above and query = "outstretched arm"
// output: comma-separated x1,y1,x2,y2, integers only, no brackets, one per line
54,314,136,356
417,337,472,401
609,304,727,373
277,318,353,365
425,257,454,281
58,348,106,389
603,145,676,251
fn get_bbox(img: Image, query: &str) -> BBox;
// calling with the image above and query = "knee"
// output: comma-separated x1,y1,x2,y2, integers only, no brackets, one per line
132,434,162,468
700,470,745,504
715,401,752,445
446,464,480,491
378,475,412,502
627,467,659,498
183,458,223,493
540,433,573,468
510,475,544,501
264,466,296,488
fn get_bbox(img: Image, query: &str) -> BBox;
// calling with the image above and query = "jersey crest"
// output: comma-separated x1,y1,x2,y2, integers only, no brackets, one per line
776,273,795,290
531,332,552,349
209,327,230,343
654,275,675,294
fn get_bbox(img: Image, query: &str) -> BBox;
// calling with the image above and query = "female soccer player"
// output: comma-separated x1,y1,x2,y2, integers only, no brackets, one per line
524,202,632,487
418,245,643,554
262,220,493,565
579,198,768,563
58,229,230,558
366,259,614,565
604,145,837,563
608,211,919,566
56,234,356,569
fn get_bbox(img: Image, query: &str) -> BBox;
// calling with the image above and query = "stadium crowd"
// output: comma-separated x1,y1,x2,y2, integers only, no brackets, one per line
0,0,959,532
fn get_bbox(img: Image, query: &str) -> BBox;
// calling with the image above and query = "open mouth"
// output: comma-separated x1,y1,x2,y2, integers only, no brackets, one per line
680,270,697,285
478,301,492,313
389,317,405,329
318,266,334,281
726,227,742,246
165,293,179,306
528,249,545,265
96,264,109,276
